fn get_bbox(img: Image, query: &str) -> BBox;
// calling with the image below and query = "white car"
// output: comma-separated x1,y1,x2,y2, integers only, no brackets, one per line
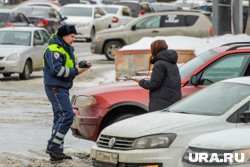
103,5,134,28
60,4,112,42
183,128,250,166
0,27,50,80
90,77,250,167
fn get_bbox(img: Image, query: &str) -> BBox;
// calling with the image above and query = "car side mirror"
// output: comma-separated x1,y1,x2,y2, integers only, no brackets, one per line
190,75,198,86
95,14,101,18
62,16,67,20
28,20,35,25
240,110,250,123
131,25,136,31
34,39,44,45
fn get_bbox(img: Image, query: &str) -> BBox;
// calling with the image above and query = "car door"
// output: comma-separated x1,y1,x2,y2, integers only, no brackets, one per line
128,15,161,44
182,53,250,97
94,7,110,32
32,30,47,70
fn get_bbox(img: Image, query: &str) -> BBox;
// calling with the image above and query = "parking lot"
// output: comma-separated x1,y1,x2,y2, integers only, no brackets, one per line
0,42,114,167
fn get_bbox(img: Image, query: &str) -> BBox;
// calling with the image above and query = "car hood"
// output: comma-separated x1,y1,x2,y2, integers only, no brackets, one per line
75,81,142,96
0,45,29,57
97,25,125,34
189,128,250,150
101,111,212,138
64,16,92,24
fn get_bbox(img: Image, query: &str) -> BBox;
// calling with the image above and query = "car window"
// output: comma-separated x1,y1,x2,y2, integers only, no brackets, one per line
168,82,250,116
186,15,199,26
34,30,42,40
199,54,250,85
39,30,50,43
179,49,220,80
160,14,187,27
135,15,160,29
103,7,118,14
0,30,31,46
0,13,9,22
10,13,22,22
60,7,92,17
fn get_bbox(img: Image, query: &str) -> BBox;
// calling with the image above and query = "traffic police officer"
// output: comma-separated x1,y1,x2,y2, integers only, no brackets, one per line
43,24,88,161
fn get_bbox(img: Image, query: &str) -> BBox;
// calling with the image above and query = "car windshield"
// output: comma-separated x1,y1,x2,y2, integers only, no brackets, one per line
0,31,31,46
60,7,92,17
103,7,118,14
166,82,250,116
179,49,220,80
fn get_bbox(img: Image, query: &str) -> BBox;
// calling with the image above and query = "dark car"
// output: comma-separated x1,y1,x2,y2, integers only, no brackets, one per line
14,6,65,34
0,9,32,28
113,1,153,17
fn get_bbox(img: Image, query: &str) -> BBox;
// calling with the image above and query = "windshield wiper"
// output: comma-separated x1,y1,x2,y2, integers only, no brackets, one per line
177,112,190,114
1,42,16,45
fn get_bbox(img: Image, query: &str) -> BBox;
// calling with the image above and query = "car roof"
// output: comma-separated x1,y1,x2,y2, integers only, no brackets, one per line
141,10,207,17
62,3,99,8
0,9,17,13
103,4,127,9
0,26,47,31
221,76,250,85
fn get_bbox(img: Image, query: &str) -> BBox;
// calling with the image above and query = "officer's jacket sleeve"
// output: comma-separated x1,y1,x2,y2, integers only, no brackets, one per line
45,50,78,80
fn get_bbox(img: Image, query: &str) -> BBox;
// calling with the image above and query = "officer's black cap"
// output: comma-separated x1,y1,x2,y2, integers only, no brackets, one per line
57,24,77,38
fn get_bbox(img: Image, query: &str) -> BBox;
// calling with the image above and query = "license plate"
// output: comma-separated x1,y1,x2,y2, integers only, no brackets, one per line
96,151,118,164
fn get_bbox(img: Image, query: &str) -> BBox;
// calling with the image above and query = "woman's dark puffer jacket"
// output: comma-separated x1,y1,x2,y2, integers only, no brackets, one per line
139,49,182,112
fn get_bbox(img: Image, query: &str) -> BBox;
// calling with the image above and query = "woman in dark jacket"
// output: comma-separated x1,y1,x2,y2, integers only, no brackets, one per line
138,40,182,112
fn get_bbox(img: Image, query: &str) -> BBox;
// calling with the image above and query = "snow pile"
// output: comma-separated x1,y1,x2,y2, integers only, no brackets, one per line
120,34,250,55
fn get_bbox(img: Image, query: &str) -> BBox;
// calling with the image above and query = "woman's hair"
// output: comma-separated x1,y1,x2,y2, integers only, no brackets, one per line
148,40,168,71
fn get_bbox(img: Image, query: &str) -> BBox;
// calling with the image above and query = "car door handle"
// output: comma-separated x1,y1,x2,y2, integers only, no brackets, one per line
152,30,159,33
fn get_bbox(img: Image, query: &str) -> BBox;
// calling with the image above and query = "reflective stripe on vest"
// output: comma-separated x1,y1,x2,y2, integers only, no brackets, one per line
43,44,75,67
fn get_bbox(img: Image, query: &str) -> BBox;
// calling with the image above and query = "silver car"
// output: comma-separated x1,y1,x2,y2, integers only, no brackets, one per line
0,27,50,80
91,11,212,60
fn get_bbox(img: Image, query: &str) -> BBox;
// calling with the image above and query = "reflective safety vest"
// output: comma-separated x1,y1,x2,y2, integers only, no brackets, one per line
43,44,75,67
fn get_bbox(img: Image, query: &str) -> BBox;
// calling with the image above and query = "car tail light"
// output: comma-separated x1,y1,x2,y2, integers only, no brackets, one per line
138,10,144,16
112,16,118,23
37,20,49,27
210,26,213,36
6,22,13,27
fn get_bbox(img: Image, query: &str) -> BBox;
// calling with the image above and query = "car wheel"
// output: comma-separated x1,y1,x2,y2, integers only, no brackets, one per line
3,73,11,77
19,60,32,80
104,41,123,60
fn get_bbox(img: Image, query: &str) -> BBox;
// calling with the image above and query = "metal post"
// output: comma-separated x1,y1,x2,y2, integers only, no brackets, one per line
231,0,243,34
213,0,219,36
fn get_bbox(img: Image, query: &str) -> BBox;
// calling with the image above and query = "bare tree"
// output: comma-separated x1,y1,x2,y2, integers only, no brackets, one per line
245,0,250,34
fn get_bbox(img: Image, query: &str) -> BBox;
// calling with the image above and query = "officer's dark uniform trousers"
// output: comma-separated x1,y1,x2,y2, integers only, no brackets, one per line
45,86,74,151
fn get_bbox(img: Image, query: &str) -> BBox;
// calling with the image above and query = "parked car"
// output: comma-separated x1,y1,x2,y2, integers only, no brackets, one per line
91,11,212,60
183,127,250,166
60,4,112,42
103,5,133,28
71,43,250,141
0,27,50,80
90,76,250,166
113,1,153,17
14,6,65,34
0,9,32,28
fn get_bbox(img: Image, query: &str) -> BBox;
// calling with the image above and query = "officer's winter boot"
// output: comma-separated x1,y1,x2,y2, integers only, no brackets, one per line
46,149,72,161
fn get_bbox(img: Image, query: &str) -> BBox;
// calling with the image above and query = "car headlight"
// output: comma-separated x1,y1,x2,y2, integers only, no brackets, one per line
229,149,250,165
6,53,19,61
132,134,176,149
74,95,97,108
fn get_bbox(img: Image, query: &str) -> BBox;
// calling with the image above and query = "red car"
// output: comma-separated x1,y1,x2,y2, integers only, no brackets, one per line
71,42,250,141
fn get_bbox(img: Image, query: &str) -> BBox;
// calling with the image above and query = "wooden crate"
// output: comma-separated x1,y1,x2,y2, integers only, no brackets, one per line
113,49,195,80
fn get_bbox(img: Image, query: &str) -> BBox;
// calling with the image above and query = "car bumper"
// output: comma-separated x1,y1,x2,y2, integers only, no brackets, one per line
90,144,185,167
75,26,91,40
91,40,104,54
0,60,22,73
71,106,108,141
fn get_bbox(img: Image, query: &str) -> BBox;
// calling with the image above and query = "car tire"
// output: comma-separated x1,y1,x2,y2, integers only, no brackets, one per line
19,60,32,80
3,73,11,77
104,41,123,60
